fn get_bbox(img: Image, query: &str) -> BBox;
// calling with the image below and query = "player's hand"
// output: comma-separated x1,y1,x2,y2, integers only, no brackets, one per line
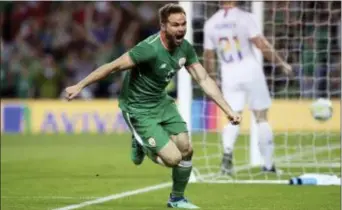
227,112,242,125
64,85,82,101
281,62,293,76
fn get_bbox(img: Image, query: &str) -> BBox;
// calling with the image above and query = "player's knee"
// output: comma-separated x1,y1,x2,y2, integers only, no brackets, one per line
164,154,182,167
173,154,182,166
174,134,192,158
181,145,193,160
254,110,268,123
256,117,267,123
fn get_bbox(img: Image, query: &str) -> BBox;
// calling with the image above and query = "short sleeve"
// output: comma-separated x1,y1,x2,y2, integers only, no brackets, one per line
128,41,156,64
203,22,215,50
184,41,199,67
245,13,262,38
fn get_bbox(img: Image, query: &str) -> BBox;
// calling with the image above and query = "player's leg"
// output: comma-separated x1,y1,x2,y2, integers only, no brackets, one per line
123,109,197,209
247,73,278,173
122,112,145,165
252,109,276,172
123,110,182,167
130,135,145,165
140,121,198,208
155,138,182,167
169,132,193,195
162,102,199,209
221,85,246,175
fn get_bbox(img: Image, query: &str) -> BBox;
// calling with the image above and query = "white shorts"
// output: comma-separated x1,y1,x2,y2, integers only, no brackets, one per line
221,61,272,112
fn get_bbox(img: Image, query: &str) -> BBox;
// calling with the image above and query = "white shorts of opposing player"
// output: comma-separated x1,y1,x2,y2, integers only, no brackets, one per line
221,58,275,172
221,58,271,112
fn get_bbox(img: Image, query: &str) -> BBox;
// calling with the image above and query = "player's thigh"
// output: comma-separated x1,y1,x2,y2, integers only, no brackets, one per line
247,75,272,112
170,132,192,158
142,125,182,167
157,139,182,167
222,85,246,112
122,111,169,154
161,103,193,157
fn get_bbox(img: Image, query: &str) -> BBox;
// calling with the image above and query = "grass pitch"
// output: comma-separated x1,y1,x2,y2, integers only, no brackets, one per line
1,134,340,210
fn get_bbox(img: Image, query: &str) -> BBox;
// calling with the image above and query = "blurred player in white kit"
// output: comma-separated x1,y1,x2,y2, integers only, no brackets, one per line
203,1,292,175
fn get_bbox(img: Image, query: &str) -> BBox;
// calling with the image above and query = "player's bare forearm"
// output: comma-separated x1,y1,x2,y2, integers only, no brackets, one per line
187,63,234,116
77,53,134,88
251,36,285,65
251,36,292,75
200,76,234,116
77,63,113,88
203,49,216,80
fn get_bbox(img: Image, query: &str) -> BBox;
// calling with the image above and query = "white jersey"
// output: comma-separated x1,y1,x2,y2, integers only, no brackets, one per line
204,7,261,69
204,7,272,111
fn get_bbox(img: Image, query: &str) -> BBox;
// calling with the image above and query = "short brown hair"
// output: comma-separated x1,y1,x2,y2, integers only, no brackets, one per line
158,3,186,24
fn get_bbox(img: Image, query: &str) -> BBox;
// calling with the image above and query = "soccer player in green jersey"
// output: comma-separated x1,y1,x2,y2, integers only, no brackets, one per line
65,3,241,209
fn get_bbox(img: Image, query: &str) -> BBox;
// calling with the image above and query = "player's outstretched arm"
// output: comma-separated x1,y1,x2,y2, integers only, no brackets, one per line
65,53,134,100
251,36,292,75
203,49,217,80
186,63,241,125
203,21,217,81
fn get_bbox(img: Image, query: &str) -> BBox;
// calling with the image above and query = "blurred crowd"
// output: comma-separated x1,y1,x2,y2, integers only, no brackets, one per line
1,1,172,99
1,1,341,99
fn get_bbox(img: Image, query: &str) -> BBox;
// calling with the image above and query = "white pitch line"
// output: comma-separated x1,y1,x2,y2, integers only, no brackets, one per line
52,161,257,210
1,196,100,200
51,155,279,210
51,182,172,210
52,144,341,210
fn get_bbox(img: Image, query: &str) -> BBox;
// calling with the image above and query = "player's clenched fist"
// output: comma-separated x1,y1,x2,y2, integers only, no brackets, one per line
227,112,242,125
64,85,82,101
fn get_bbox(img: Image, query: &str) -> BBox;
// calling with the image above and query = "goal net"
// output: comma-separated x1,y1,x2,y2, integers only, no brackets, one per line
186,1,341,184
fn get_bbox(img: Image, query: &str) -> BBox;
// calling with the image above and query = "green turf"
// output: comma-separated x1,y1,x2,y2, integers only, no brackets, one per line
191,132,341,180
1,134,340,210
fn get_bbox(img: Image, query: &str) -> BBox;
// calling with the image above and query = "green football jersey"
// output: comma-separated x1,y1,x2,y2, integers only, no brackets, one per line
119,33,199,112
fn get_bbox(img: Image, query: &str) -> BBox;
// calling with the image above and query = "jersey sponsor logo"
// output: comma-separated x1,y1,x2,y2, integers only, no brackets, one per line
148,137,156,147
178,57,186,67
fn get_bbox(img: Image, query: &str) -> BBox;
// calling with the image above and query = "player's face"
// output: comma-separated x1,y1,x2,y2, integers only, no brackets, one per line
165,13,187,46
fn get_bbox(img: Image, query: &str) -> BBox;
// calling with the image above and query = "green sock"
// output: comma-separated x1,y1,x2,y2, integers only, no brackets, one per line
171,160,192,197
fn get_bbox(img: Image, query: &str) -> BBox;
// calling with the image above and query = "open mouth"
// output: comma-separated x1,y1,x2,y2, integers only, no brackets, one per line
175,34,184,40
